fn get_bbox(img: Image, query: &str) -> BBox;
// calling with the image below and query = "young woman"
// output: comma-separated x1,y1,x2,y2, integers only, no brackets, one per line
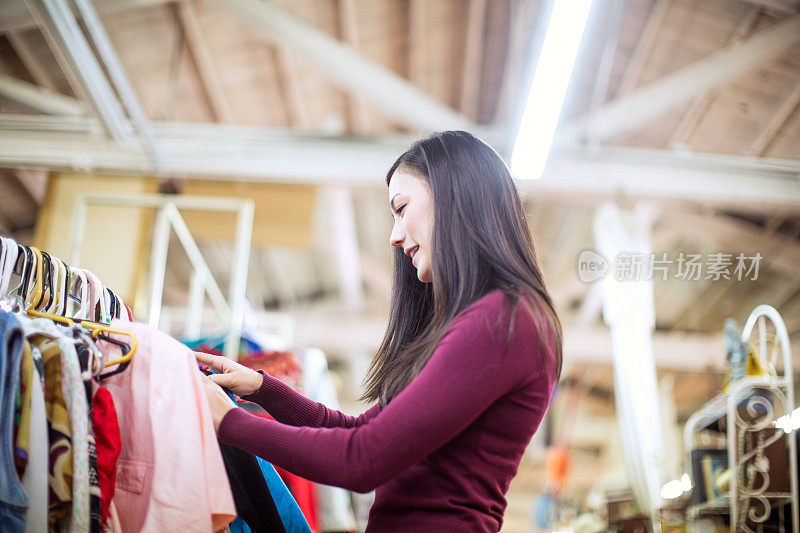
199,130,563,532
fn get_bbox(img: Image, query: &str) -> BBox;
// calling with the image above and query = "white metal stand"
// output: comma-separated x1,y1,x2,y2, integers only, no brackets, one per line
684,305,798,532
69,193,254,360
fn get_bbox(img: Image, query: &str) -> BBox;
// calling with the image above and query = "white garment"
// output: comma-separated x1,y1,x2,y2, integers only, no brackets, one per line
23,365,48,533
302,348,357,532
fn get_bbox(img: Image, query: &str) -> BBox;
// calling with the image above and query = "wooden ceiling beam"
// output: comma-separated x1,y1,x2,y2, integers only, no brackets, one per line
5,30,58,92
749,79,800,156
658,211,800,278
669,7,762,148
337,0,369,134
0,73,83,115
408,0,426,92
737,0,800,14
559,13,800,144
11,169,48,205
615,0,672,97
272,45,310,129
177,0,235,123
214,0,476,133
0,0,171,34
459,0,486,121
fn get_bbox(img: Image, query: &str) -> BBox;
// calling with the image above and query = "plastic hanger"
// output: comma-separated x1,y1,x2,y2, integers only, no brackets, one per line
0,237,18,298
38,252,53,312
24,246,44,311
15,245,33,303
46,255,62,315
57,259,70,317
67,268,90,320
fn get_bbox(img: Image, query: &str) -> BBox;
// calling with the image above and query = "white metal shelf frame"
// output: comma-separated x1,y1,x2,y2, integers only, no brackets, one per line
69,193,254,360
683,304,799,532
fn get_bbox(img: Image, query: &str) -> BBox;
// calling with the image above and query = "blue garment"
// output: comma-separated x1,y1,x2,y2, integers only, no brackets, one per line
0,311,28,532
229,517,253,533
257,458,311,533
204,368,310,533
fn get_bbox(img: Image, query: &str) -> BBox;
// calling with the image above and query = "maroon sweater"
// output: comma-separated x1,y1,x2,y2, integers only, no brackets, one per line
218,290,557,532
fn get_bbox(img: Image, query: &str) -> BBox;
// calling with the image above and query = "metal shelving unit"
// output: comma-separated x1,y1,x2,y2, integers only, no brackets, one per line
683,305,798,532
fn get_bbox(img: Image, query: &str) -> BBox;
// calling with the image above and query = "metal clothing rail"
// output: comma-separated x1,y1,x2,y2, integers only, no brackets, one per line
69,193,254,360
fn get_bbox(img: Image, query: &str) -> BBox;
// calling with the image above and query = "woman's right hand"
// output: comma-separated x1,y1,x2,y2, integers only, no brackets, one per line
194,351,263,396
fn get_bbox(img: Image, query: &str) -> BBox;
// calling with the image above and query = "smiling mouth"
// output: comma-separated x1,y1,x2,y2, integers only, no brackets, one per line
409,246,419,262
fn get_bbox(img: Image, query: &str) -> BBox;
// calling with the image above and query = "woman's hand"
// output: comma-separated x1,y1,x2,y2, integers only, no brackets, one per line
200,373,236,432
194,351,263,396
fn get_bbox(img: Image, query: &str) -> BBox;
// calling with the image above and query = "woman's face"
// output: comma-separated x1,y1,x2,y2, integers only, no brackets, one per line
388,168,434,283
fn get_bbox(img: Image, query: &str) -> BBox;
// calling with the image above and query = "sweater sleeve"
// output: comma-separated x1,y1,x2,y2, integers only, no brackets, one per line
218,292,549,493
241,370,381,428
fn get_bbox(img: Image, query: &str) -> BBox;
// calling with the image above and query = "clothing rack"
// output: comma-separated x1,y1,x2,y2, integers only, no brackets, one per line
0,235,137,371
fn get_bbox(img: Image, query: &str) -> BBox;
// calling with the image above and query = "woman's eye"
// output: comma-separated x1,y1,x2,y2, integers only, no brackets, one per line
397,204,406,215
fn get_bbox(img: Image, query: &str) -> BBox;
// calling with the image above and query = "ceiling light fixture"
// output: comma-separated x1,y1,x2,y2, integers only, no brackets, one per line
510,0,595,180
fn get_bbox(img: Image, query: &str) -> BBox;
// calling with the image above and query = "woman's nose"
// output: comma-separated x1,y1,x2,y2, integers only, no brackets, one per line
390,222,404,248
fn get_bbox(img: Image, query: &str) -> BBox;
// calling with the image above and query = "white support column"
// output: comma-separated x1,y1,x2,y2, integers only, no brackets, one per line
185,267,207,339
147,206,171,328
225,200,254,360
324,186,364,313
593,203,664,518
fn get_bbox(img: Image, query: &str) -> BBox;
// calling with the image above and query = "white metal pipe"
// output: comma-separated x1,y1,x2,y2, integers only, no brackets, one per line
185,268,206,339
164,204,231,318
72,0,162,168
24,0,131,142
225,200,254,360
147,206,171,328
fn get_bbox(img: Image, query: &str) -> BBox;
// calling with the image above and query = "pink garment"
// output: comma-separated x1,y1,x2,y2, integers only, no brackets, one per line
100,320,236,532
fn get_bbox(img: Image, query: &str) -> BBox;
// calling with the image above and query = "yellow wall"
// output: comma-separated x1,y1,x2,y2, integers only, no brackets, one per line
34,173,156,302
180,181,316,248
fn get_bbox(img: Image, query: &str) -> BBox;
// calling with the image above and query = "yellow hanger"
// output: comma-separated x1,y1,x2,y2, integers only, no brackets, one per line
81,321,138,367
25,247,44,311
28,308,76,328
26,308,137,368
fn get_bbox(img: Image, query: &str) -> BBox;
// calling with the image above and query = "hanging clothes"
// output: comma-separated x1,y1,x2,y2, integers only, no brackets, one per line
22,317,91,533
90,387,120,527
0,311,28,533
204,367,310,533
22,360,48,533
101,320,236,532
219,443,286,533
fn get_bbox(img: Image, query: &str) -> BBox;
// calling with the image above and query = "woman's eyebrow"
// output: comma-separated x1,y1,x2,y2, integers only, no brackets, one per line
389,193,401,211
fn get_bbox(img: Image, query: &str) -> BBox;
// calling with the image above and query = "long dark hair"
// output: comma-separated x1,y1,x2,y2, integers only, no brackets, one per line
361,131,562,405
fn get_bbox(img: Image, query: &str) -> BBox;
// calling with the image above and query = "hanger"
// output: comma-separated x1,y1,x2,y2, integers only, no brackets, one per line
78,319,137,368
37,251,53,312
82,269,105,322
24,246,44,311
45,255,62,315
67,268,90,320
0,237,19,298
57,259,70,317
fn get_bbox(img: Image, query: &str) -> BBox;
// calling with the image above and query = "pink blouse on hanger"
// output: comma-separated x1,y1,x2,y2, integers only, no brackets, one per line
101,320,236,532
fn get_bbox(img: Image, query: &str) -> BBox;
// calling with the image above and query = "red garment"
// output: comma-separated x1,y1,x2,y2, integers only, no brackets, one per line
275,467,319,532
92,387,121,526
